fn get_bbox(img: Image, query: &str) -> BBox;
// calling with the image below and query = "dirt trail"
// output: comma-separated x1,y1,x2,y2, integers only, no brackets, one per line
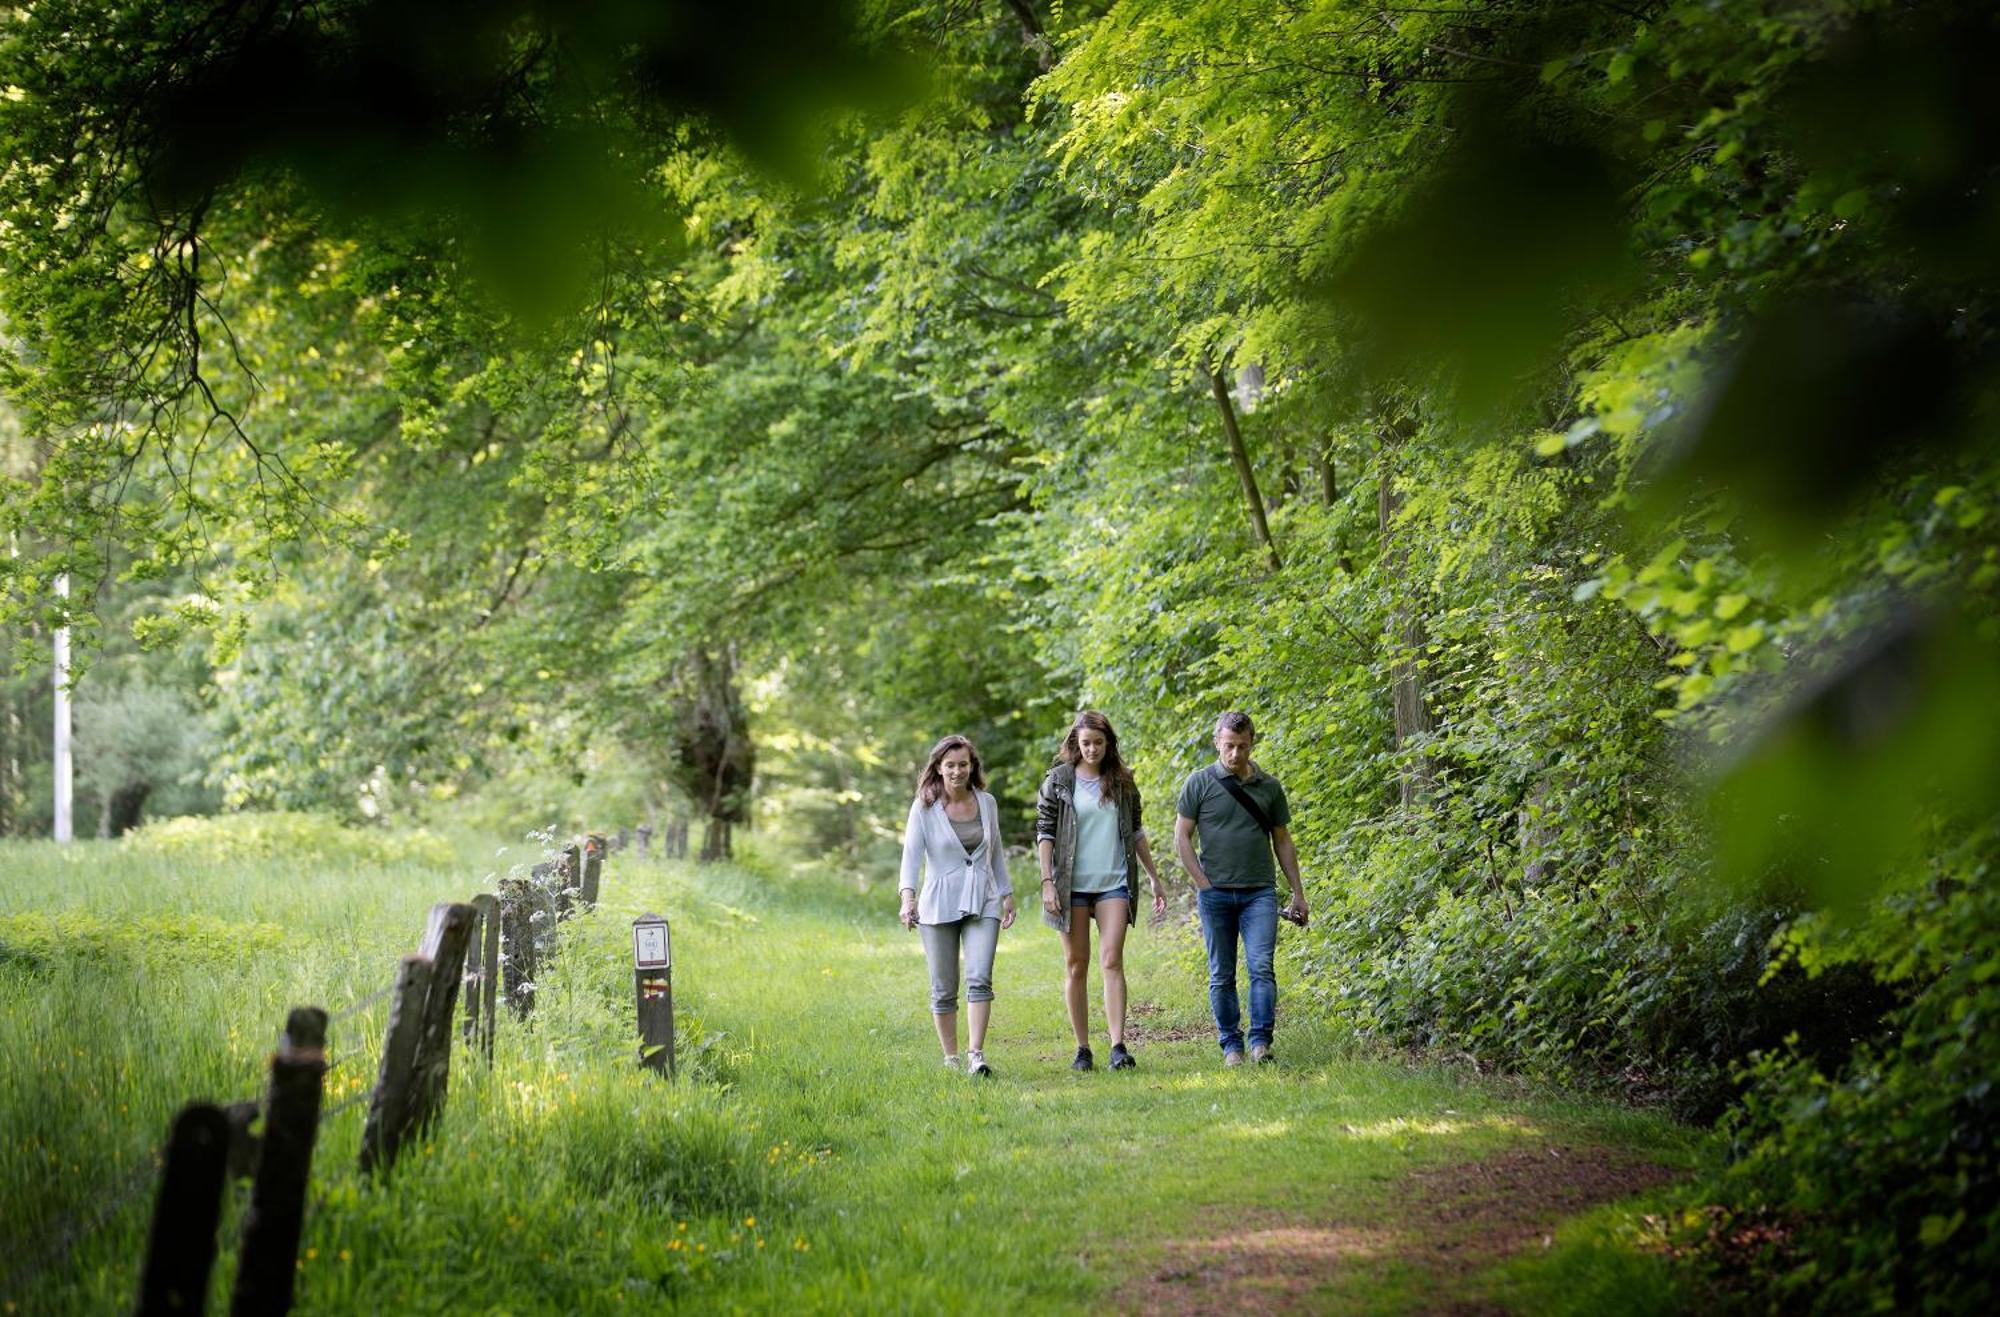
1133,1142,1677,1314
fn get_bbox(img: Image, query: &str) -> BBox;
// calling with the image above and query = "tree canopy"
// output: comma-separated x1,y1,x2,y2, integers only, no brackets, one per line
5,1,1999,1304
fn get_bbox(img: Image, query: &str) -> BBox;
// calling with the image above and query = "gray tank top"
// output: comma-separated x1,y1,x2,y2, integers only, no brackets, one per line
949,811,984,852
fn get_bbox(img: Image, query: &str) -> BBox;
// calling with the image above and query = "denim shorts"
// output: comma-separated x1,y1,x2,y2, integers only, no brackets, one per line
1071,884,1132,910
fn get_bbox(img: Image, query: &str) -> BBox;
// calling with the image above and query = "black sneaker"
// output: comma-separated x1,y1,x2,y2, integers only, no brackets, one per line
1108,1043,1135,1071
1071,1046,1094,1072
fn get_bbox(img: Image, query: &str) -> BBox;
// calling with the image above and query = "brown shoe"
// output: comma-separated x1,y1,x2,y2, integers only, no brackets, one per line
1250,1043,1273,1065
1223,1050,1245,1068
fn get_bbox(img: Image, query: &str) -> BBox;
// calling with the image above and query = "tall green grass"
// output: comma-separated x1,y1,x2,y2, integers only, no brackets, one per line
3,819,1701,1313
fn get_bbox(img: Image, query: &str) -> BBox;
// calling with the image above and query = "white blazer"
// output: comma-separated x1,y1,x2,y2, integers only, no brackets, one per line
899,791,1013,925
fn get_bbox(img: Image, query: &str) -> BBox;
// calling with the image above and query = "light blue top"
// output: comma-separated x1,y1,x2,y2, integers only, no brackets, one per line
1070,775,1128,894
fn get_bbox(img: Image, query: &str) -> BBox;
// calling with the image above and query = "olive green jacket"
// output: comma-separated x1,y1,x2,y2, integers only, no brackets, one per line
1035,762,1144,933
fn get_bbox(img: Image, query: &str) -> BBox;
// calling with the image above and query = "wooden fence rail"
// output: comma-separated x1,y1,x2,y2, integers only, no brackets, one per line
117,827,653,1314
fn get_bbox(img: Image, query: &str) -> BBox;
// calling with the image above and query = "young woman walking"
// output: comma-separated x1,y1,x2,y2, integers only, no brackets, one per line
1035,711,1167,1071
899,733,1017,1077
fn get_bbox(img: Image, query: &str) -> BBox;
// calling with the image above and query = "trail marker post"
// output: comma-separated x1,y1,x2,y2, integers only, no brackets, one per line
632,913,675,1078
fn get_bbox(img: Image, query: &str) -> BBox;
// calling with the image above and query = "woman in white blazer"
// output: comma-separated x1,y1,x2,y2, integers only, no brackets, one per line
899,733,1017,1076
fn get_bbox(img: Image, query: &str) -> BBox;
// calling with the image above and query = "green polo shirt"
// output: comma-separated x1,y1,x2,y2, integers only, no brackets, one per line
1176,762,1291,888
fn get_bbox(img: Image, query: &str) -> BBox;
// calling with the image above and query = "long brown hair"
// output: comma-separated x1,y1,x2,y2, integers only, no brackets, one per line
917,734,986,806
1055,710,1135,797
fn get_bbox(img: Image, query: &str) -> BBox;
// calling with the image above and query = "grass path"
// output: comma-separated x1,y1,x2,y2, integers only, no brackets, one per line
643,853,1699,1314
2,834,1702,1313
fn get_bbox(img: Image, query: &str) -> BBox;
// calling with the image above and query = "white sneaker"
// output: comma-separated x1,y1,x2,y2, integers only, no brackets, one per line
966,1049,993,1078
942,1054,963,1071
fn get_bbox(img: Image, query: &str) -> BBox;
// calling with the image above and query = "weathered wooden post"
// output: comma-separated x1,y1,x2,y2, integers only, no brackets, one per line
632,913,675,1078
465,893,500,1060
636,823,653,857
498,876,537,1018
529,860,563,959
408,902,476,1134
359,957,430,1177
136,1103,230,1316
222,1098,261,1181
232,1006,328,1316
581,833,605,905
477,892,500,1053
553,840,582,920
461,898,483,1046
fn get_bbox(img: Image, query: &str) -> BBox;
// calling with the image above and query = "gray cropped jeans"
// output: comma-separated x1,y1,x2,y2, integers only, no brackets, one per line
920,915,1000,1014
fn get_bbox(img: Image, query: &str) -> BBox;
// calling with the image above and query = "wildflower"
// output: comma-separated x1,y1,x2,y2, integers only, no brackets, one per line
744,1216,756,1228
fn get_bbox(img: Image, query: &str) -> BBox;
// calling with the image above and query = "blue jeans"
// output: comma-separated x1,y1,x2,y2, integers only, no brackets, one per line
1197,885,1277,1054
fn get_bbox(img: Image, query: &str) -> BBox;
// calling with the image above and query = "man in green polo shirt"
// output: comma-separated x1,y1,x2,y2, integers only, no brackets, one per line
1173,711,1308,1066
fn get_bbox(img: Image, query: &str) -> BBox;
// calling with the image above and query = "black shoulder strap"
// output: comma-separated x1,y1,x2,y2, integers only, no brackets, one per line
1215,772,1275,834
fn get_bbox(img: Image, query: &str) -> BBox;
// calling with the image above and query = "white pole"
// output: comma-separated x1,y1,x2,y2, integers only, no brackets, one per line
53,572,72,843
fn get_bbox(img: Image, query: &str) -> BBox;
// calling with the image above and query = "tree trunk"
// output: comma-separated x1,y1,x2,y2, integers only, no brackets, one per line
0,679,19,837
100,781,150,838
1206,354,1282,573
668,648,754,862
1377,419,1436,809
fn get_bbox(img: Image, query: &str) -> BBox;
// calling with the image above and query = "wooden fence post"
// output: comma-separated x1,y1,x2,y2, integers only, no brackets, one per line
359,957,430,1177
231,1006,328,1316
465,893,499,1060
581,833,605,906
461,898,482,1047
528,861,563,960
498,876,538,1018
222,1098,261,1181
478,892,500,1053
408,902,475,1135
556,842,583,920
632,913,675,1078
136,1103,230,1316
